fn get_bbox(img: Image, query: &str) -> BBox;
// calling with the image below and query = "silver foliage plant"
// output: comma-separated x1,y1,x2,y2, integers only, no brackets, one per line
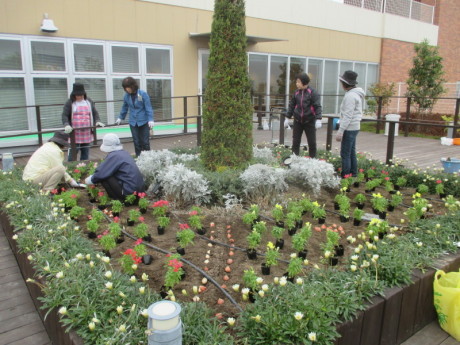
158,163,211,206
286,155,340,194
252,145,277,165
240,163,287,203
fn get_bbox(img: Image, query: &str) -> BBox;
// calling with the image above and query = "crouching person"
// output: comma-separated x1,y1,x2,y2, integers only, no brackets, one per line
23,131,80,191
85,133,145,201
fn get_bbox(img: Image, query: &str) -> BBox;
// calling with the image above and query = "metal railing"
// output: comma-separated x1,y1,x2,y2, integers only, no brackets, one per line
344,0,434,24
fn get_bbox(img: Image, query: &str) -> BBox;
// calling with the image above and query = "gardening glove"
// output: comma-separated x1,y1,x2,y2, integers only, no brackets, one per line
64,125,73,134
85,175,94,185
69,179,80,188
284,119,291,129
115,118,122,125
315,120,322,129
148,121,155,129
96,122,105,127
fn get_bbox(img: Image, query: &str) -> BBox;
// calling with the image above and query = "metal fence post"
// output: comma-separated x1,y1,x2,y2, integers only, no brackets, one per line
326,118,333,151
404,97,411,137
183,97,188,134
35,105,43,146
257,95,263,130
197,115,202,147
279,112,285,145
375,96,383,134
386,121,396,165
453,98,460,138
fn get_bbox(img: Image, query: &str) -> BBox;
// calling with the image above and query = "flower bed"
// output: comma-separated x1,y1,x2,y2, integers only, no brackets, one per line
2,148,460,345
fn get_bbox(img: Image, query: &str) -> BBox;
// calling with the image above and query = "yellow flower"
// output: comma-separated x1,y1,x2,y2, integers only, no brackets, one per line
267,241,275,250
251,315,261,322
88,322,96,331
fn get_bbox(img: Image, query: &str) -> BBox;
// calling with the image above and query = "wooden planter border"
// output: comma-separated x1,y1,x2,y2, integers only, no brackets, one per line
1,211,459,345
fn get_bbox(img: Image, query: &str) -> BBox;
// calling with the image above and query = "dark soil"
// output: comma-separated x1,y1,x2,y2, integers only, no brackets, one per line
73,184,447,320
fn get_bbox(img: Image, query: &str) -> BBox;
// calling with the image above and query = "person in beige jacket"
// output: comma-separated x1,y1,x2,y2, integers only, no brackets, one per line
23,131,80,191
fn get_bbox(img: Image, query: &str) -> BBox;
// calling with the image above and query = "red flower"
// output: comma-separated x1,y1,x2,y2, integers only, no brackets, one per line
124,249,135,256
384,177,390,181
189,210,198,216
153,200,169,208
51,189,58,194
71,194,77,198
344,174,352,179
179,223,190,230
436,179,442,184
133,191,138,196
359,169,364,173
135,238,143,245
139,216,145,222
137,192,146,199
98,191,105,197
74,169,80,173
113,216,120,223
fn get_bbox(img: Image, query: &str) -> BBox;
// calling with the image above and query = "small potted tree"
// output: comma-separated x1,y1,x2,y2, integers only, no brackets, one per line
127,209,141,226
242,268,259,302
134,239,152,265
108,222,124,243
86,219,99,239
188,207,205,234
395,176,407,190
312,203,326,224
97,191,110,210
284,212,298,235
389,191,403,211
371,193,388,219
134,222,151,242
435,179,447,198
354,193,367,209
157,215,170,235
138,192,149,214
352,207,364,226
242,205,260,227
286,256,303,282
99,234,116,257
271,204,285,227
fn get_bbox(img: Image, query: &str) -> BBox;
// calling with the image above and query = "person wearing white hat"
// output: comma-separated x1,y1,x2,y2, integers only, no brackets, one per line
85,133,145,200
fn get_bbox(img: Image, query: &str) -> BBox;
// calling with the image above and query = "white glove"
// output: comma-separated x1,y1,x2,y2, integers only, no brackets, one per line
284,119,291,129
315,120,322,129
85,175,94,185
115,119,122,125
96,122,105,127
69,179,80,187
148,121,155,129
64,125,73,134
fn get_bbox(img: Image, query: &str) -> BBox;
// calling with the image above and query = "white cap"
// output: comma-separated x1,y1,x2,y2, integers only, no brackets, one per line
100,133,123,152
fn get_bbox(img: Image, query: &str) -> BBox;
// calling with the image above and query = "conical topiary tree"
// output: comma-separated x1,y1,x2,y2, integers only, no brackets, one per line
201,0,253,171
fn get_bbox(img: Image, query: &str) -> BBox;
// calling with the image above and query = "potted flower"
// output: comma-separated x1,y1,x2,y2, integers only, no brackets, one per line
111,200,124,217
286,256,303,281
157,215,170,235
242,205,260,227
176,223,195,254
417,183,429,195
435,179,446,198
246,229,261,260
311,203,326,224
355,169,365,185
262,242,280,275
134,239,152,265
124,192,138,206
389,192,403,211
271,225,285,249
91,208,105,223
164,254,184,290
86,219,99,238
326,229,342,256
242,268,259,302
385,179,396,194
252,221,267,235
134,222,151,242
395,176,407,190
127,209,141,226
99,234,116,256
298,197,314,215
271,204,285,227
371,193,388,219
97,191,110,210
352,207,364,226
340,174,353,191
108,222,124,243
137,192,149,213
188,207,205,234
152,199,170,217
119,248,141,275
69,205,85,221
87,184,99,202
354,193,366,209
284,212,297,235
337,195,351,222
366,167,376,180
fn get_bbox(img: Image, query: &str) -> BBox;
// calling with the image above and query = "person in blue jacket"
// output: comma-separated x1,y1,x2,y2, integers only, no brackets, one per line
85,133,145,201
115,77,154,157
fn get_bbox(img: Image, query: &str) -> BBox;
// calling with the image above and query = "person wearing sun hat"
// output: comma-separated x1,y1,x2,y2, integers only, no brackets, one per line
336,70,365,178
61,83,105,161
85,133,145,201
23,131,81,190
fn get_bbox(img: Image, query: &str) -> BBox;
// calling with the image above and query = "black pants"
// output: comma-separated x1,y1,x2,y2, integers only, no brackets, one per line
292,120,317,158
101,176,124,201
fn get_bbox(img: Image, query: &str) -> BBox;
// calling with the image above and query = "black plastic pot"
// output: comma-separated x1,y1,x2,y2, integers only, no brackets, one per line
329,256,339,266
379,211,387,220
176,247,185,255
288,227,297,236
357,202,365,210
340,215,349,223
112,212,120,218
261,263,270,275
378,231,388,240
334,245,344,257
275,221,285,228
140,208,147,214
353,218,361,226
247,248,257,260
87,232,97,239
318,217,326,224
334,202,340,210
142,234,152,242
157,226,165,235
353,182,360,188
142,255,153,265
275,238,285,249
387,205,395,212
116,234,125,244
298,249,308,259
97,204,108,210
196,227,206,235
296,219,303,229
102,250,111,258
127,219,135,226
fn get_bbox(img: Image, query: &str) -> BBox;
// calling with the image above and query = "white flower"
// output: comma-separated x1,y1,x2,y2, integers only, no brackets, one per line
193,286,198,294
324,250,331,258
351,255,359,261
116,306,123,314
139,287,145,294
105,282,113,289
86,254,91,261
372,254,379,262
241,288,250,295
12,234,18,240
56,271,64,279
105,271,112,279
131,264,138,270
227,317,236,326
130,276,137,283
118,324,126,332
64,262,70,268
290,253,297,258
361,260,370,268
192,296,200,302
101,256,110,263
252,315,261,322
141,309,148,318
26,225,32,230
350,264,357,272
416,242,423,247
258,290,265,297
256,277,263,284
296,278,304,285
142,273,149,281
354,247,361,254
387,234,396,239
279,277,287,286
294,312,304,320
27,255,34,261
88,322,96,331
303,259,309,265
308,332,317,341
261,284,269,291
89,261,95,268
75,253,84,260
232,284,240,292
273,277,279,284
58,307,68,315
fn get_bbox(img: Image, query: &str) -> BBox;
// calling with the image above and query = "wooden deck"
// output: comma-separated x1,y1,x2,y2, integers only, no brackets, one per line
0,125,459,345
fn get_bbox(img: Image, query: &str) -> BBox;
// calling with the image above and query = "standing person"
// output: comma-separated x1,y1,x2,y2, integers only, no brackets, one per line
115,77,154,157
286,73,323,158
62,83,105,161
335,70,365,178
23,131,81,190
85,133,145,201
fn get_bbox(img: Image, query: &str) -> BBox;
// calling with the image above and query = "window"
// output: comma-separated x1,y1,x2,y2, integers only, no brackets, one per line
269,56,288,107
31,41,65,71
0,39,22,71
74,78,108,123
307,59,322,93
290,57,307,94
147,79,172,121
33,78,68,129
74,43,104,72
323,60,339,113
0,78,27,131
112,46,139,73
146,48,170,74
112,77,141,121
249,54,268,111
